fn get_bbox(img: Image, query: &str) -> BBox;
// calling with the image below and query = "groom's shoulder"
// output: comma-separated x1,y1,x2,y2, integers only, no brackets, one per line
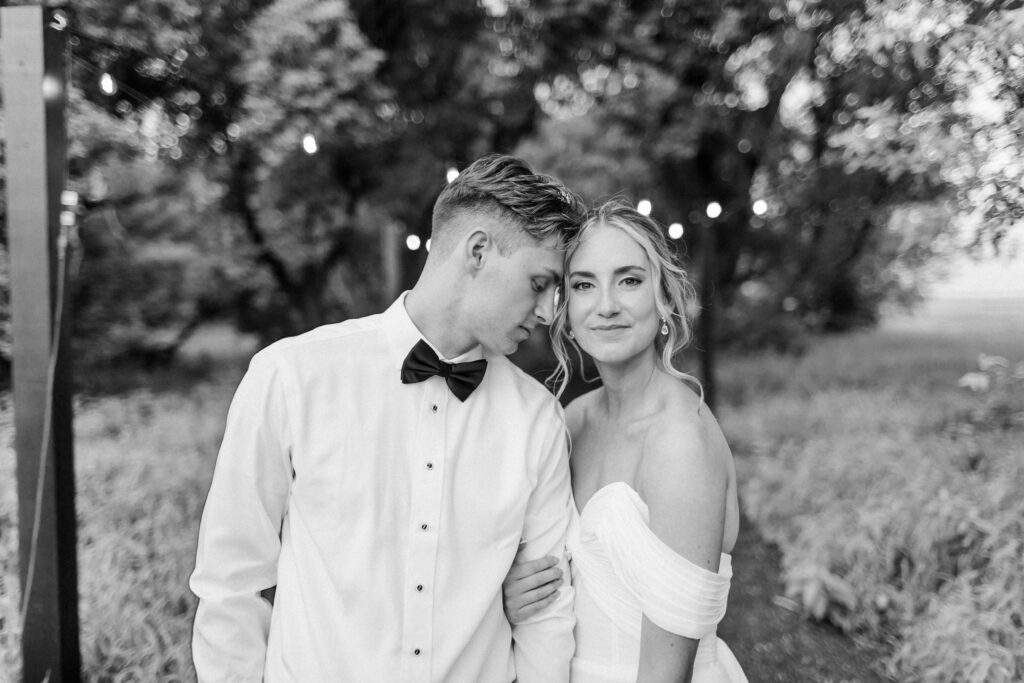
486,356,561,413
258,313,386,363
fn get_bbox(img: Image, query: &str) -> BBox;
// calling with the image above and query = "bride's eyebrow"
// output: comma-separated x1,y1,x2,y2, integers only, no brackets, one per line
568,265,646,278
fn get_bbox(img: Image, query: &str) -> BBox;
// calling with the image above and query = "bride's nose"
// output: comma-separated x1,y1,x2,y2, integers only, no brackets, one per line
597,286,620,317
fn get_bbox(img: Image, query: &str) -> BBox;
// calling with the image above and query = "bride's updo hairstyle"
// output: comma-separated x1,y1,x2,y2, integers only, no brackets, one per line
549,198,702,400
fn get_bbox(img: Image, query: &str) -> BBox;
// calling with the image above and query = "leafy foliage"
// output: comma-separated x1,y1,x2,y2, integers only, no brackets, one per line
1,0,1021,375
721,302,1024,681
512,0,1022,340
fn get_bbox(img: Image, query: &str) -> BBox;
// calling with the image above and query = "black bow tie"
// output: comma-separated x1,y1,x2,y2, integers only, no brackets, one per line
401,339,488,402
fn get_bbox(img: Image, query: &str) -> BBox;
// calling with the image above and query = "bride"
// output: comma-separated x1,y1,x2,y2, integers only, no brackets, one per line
503,199,748,682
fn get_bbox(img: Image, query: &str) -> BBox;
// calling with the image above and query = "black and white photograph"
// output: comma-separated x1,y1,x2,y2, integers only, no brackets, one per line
0,0,1021,681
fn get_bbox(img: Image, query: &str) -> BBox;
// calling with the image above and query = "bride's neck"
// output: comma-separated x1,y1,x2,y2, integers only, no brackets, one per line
596,351,661,420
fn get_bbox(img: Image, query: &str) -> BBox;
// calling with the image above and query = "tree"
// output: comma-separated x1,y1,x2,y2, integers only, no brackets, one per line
5,0,1019,379
59,0,565,347
509,0,1022,341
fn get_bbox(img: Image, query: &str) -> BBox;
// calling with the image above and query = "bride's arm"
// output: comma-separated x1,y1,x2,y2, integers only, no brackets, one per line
503,551,563,624
636,419,727,683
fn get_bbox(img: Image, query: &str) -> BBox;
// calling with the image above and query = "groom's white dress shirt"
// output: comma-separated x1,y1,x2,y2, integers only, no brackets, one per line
190,294,575,682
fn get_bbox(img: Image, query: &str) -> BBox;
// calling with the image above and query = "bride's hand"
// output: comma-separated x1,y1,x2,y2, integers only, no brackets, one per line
502,549,564,624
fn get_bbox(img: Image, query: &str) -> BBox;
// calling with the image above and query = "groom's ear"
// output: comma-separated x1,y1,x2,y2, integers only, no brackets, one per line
464,230,491,272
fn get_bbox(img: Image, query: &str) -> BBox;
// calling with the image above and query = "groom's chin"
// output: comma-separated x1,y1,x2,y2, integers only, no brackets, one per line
485,338,518,357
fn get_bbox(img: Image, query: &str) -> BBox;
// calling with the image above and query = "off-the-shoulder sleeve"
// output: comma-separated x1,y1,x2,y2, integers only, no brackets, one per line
592,485,732,640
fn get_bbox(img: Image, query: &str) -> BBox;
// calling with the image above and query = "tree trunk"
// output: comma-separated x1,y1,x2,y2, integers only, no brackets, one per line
698,217,718,412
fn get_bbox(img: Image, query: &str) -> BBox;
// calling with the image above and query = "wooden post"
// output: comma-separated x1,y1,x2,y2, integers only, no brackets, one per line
1,6,81,682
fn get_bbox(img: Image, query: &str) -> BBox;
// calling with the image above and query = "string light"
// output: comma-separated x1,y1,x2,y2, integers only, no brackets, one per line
752,199,768,216
637,199,652,216
706,201,722,219
99,72,116,95
668,222,684,239
446,167,459,183
72,55,155,113
406,235,421,251
425,238,432,252
302,133,318,154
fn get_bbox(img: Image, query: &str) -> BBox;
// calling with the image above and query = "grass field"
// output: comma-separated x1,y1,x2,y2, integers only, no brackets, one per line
717,297,1024,682
0,378,237,682
0,299,1021,681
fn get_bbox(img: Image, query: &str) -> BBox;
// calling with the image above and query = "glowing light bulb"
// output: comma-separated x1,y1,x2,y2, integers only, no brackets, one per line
706,202,722,219
446,167,459,183
99,73,117,96
637,199,652,216
426,238,432,252
752,199,768,216
668,222,684,239
406,235,422,251
302,133,318,154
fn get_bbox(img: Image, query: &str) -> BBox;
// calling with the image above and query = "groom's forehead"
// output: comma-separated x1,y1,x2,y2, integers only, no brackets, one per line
521,243,563,274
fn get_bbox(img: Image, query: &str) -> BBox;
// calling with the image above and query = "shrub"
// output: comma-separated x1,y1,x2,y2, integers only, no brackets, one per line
722,331,1024,682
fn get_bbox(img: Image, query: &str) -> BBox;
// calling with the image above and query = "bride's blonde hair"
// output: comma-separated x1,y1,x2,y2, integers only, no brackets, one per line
548,198,702,401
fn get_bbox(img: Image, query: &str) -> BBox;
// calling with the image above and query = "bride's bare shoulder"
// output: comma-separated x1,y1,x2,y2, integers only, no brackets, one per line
640,380,725,503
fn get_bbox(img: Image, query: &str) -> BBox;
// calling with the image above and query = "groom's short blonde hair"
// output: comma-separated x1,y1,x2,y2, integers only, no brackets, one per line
430,154,584,255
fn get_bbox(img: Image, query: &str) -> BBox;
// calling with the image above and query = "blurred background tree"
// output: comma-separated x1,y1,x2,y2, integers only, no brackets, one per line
0,0,1020,379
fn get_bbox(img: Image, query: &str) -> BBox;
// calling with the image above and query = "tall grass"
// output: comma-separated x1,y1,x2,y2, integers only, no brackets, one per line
0,378,236,682
718,298,1024,682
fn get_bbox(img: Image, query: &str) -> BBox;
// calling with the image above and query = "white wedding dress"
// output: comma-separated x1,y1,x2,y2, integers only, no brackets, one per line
567,482,748,683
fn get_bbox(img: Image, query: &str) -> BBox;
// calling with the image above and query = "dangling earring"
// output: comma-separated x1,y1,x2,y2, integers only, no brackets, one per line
660,318,669,336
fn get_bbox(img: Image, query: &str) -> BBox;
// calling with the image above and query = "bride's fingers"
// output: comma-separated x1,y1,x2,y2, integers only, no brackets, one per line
511,565,562,592
511,590,559,621
521,575,563,603
506,572,563,610
504,555,558,583
506,576,563,622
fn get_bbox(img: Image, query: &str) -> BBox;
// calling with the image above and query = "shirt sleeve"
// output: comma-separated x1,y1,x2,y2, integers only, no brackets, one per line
190,349,294,682
511,402,575,683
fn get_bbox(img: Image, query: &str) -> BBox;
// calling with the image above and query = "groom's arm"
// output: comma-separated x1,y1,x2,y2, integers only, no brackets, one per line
512,404,575,683
190,350,294,682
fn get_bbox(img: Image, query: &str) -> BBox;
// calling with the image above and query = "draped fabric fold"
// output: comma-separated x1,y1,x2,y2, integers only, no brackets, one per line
568,481,748,683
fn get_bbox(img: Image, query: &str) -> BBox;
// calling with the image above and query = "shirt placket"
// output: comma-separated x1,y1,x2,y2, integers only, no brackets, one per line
400,378,449,682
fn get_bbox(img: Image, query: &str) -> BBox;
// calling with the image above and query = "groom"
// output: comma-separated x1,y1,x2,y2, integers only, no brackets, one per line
190,154,583,682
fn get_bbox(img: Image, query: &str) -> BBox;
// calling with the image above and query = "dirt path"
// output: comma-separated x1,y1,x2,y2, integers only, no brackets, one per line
717,517,894,683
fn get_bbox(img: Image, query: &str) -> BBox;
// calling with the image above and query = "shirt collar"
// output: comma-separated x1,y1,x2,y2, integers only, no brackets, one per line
383,292,486,364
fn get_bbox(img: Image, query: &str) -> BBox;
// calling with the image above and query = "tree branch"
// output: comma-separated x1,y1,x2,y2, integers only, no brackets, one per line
228,144,297,295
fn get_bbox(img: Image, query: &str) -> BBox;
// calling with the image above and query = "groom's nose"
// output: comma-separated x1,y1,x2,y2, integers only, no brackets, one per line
534,288,556,324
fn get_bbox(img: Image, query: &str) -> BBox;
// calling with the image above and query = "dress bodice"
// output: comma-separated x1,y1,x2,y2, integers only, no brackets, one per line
567,481,747,683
